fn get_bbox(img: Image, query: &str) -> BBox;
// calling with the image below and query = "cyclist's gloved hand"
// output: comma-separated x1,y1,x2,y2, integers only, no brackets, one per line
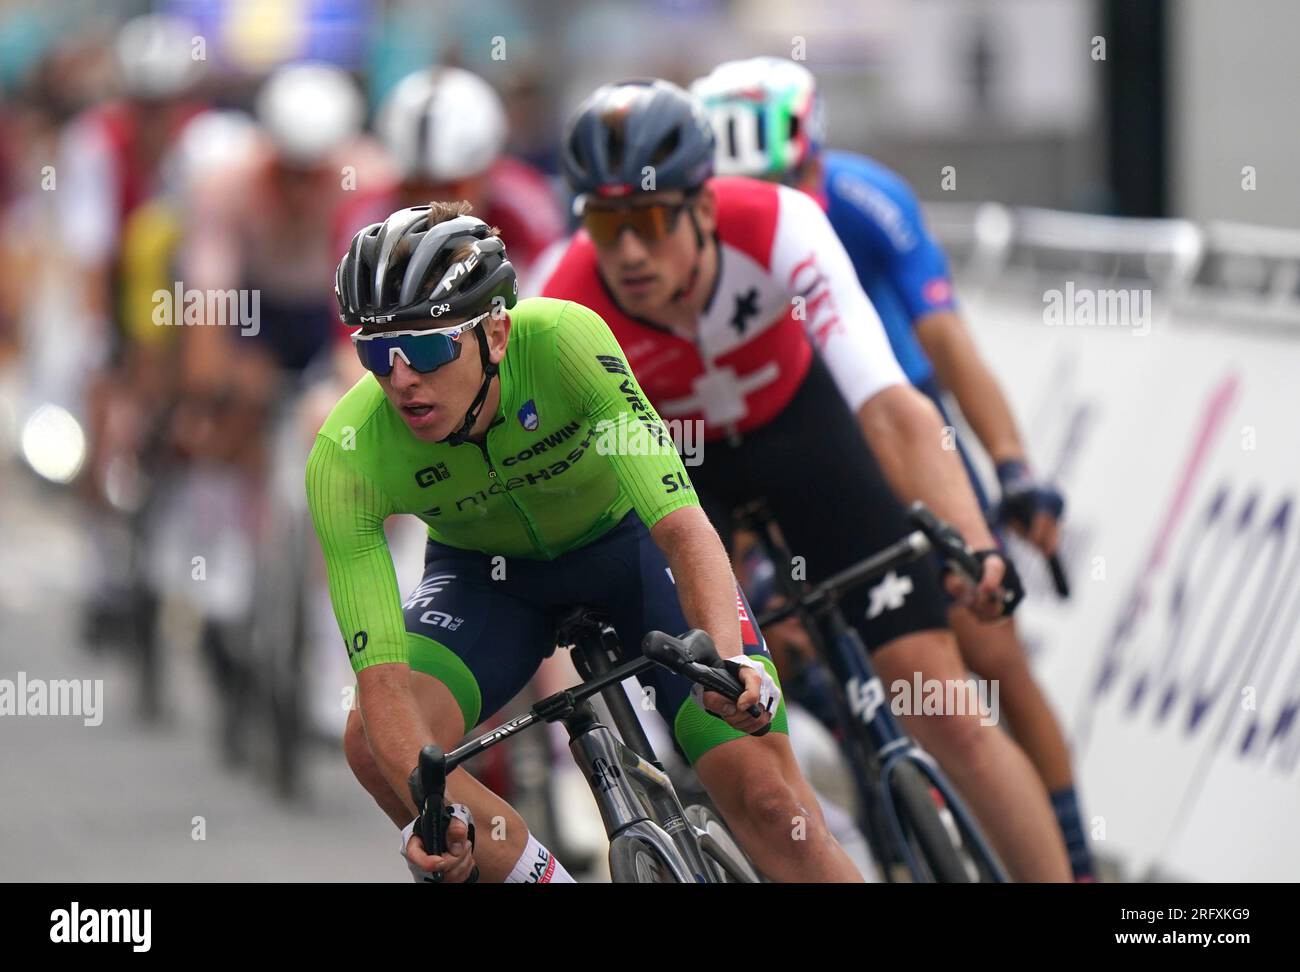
401,803,478,883
693,655,780,735
995,459,1065,556
950,549,1025,622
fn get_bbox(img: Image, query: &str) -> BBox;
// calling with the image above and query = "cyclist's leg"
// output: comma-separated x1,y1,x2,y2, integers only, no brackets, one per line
870,630,1069,881
744,358,1069,880
948,610,1093,878
919,375,1093,878
342,543,570,882
771,471,1071,881
591,514,862,882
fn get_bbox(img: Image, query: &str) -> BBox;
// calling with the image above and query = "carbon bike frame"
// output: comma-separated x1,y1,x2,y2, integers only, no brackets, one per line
741,503,1008,883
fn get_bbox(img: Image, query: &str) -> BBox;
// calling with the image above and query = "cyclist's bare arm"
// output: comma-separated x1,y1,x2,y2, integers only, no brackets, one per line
771,187,1002,607
306,434,476,877
355,664,433,815
651,506,768,733
915,309,1026,468
915,310,1061,555
354,664,475,878
856,383,996,554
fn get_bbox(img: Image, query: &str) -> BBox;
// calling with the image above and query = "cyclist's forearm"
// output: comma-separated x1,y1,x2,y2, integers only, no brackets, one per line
858,384,997,549
356,664,437,816
916,310,1026,464
651,506,743,657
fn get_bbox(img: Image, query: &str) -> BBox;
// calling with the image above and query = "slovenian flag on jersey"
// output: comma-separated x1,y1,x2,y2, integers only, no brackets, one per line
517,399,540,431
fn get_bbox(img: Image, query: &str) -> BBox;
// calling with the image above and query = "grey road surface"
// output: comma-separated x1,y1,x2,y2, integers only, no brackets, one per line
0,459,399,882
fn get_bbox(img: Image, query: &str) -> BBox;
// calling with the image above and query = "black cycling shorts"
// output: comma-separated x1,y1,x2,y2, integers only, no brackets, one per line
690,352,950,652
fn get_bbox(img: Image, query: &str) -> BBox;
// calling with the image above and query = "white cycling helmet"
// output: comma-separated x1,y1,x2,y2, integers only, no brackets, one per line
256,62,364,167
377,67,508,184
162,110,259,196
116,13,206,100
691,57,825,181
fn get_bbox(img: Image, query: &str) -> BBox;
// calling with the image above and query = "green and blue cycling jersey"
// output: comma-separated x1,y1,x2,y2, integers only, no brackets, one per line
306,297,699,672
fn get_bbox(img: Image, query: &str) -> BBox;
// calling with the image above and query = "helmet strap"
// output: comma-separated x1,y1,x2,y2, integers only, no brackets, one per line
443,325,498,446
669,206,707,305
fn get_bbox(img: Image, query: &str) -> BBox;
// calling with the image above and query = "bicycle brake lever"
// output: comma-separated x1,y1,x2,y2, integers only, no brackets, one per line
644,631,771,733
412,746,480,884
907,502,983,584
685,660,772,737
414,745,448,852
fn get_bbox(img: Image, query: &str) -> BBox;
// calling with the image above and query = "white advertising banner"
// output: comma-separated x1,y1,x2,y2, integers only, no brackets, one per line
961,286,1300,881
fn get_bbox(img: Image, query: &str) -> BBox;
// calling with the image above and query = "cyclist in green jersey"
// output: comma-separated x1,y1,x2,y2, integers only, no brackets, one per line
307,201,863,882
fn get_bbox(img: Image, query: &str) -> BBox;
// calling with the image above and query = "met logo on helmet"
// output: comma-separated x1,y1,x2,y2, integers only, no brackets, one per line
435,243,483,296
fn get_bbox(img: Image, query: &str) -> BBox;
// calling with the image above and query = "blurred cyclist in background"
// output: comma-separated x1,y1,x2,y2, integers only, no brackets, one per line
181,60,383,406
320,66,564,396
157,62,389,757
57,13,208,637
350,66,563,277
692,57,1092,881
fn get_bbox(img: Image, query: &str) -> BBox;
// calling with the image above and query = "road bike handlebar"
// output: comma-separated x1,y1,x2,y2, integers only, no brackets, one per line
409,626,764,879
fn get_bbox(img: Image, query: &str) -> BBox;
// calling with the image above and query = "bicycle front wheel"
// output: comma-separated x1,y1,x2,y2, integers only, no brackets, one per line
609,831,690,883
685,804,762,883
889,760,974,883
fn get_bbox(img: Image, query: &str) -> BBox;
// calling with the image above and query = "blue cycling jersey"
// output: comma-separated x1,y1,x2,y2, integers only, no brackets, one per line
821,150,956,387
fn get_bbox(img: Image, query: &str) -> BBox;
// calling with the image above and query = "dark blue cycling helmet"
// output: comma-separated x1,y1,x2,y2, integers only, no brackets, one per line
561,79,715,199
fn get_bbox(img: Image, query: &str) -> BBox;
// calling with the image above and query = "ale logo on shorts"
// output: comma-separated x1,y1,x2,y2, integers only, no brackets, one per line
518,399,540,432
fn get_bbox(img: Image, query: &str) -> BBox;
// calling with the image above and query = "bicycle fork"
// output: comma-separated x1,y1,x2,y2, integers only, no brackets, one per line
563,703,714,883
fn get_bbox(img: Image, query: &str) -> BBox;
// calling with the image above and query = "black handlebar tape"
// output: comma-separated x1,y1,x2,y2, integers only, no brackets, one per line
1048,553,1070,598
907,503,983,582
414,746,481,884
416,745,448,849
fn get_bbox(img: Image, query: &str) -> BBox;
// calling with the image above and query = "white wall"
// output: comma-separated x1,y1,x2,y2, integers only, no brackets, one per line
1172,0,1300,228
961,281,1300,881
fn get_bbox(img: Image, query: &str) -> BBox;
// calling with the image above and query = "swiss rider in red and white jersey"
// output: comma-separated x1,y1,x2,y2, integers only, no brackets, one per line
537,79,1071,881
